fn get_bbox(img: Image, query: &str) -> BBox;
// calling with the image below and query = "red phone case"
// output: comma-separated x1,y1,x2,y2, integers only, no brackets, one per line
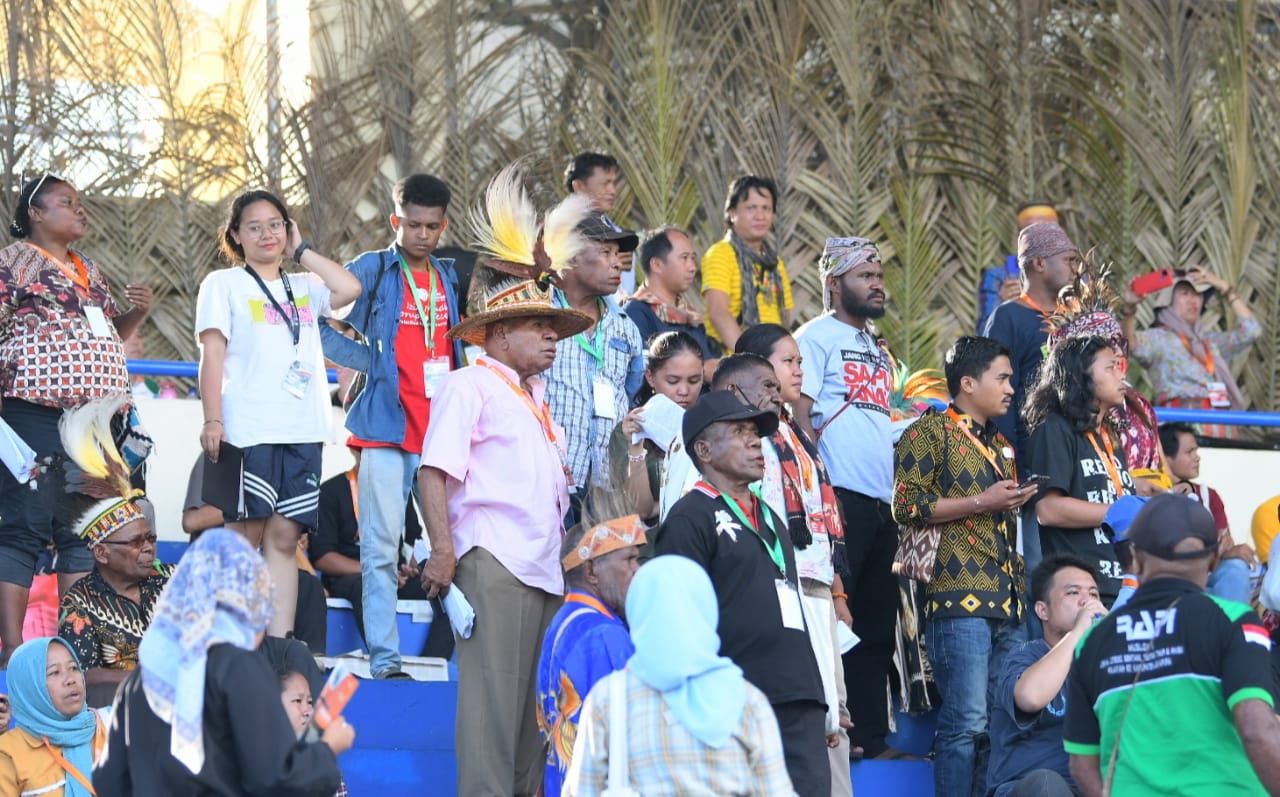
1130,268,1174,298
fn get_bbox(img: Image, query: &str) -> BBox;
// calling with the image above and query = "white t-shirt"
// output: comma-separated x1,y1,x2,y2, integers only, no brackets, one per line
195,267,333,447
794,313,894,502
760,435,834,585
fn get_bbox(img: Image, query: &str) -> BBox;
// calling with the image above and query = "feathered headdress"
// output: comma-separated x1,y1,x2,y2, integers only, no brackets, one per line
448,164,595,346
882,343,949,422
468,163,593,285
1046,250,1126,352
56,394,146,546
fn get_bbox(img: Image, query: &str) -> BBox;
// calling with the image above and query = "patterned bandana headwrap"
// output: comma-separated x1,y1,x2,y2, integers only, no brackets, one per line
819,236,880,310
562,514,647,572
1017,222,1077,267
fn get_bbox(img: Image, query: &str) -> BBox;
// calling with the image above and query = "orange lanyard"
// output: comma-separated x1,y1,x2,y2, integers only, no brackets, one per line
42,737,97,795
1176,333,1214,374
346,468,360,533
565,591,616,620
26,242,90,294
1086,427,1126,496
945,408,1010,480
1018,292,1050,317
477,359,558,444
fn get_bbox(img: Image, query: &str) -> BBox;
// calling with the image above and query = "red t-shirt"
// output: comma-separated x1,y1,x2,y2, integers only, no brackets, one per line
349,267,451,454
1187,482,1230,533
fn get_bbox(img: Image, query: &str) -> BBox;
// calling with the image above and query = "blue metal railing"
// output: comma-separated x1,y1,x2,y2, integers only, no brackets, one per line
1152,407,1280,429
127,359,340,384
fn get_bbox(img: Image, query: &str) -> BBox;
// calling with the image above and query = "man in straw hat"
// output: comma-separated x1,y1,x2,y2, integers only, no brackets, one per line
536,498,645,796
1063,493,1280,796
416,164,594,796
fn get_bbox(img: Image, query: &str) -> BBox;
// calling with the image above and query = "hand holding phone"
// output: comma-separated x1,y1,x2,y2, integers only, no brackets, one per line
1130,268,1175,298
1016,474,1051,492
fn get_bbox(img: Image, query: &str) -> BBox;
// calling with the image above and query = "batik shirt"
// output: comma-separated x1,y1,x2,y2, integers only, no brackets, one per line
58,564,174,669
0,241,128,408
894,407,1024,620
535,591,634,797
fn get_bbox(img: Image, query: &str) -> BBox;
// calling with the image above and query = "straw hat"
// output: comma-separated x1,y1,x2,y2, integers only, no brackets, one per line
446,274,591,346
447,163,598,346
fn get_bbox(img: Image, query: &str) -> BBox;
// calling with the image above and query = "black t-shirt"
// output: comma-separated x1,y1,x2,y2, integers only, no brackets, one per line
986,639,1074,796
656,487,824,707
983,300,1048,466
1029,414,1134,601
312,472,420,571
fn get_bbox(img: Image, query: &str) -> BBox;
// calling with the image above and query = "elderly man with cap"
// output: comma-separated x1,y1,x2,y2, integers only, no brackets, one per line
657,389,829,796
536,504,645,797
416,166,595,797
792,236,904,761
1063,493,1280,797
982,220,1080,466
546,215,645,523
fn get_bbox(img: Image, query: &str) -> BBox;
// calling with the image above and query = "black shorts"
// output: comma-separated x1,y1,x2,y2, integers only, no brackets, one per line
0,400,95,585
239,442,321,529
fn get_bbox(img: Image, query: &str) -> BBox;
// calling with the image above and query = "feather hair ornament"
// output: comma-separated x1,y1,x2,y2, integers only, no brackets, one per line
1046,248,1126,351
58,393,134,499
469,162,543,281
540,192,593,274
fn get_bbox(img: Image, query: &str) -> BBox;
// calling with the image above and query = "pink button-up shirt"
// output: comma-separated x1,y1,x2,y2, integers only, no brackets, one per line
420,355,570,595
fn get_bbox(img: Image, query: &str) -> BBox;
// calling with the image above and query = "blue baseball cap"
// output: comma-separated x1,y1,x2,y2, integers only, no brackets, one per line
1102,496,1150,543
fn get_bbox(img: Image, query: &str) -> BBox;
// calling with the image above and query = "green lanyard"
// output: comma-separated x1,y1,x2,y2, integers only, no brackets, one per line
699,481,786,576
572,297,606,367
399,255,437,354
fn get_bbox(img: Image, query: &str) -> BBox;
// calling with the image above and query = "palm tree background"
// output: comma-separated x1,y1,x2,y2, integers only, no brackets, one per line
5,0,1278,411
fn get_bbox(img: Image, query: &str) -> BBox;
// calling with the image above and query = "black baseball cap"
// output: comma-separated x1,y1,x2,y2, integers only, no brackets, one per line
578,214,639,253
1128,493,1219,560
682,390,779,451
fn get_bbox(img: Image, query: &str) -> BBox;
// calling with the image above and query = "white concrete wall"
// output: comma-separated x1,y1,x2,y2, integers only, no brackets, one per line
1199,447,1280,547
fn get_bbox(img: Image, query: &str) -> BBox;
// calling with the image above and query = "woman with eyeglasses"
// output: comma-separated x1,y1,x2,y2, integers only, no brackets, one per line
196,190,360,638
0,174,154,667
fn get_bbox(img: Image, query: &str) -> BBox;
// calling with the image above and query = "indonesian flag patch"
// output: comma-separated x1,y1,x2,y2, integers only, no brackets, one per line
1244,624,1272,650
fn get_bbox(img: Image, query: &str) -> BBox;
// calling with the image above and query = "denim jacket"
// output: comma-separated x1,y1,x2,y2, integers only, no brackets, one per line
319,245,463,445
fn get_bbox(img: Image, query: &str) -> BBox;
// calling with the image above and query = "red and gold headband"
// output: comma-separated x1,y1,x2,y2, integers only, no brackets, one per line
563,515,647,572
78,496,145,547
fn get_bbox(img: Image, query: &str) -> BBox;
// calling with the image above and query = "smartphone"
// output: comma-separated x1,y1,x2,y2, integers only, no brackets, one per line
1130,268,1175,298
1017,474,1051,491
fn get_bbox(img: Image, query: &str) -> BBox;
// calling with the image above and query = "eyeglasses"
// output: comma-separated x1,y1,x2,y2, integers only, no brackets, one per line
27,171,63,211
240,219,286,238
100,532,158,550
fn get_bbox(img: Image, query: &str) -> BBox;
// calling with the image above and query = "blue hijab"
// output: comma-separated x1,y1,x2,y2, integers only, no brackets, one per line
626,555,746,748
7,637,98,797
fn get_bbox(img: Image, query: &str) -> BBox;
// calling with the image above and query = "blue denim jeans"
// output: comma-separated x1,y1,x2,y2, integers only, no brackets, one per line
1208,557,1252,605
358,447,420,676
925,615,1023,797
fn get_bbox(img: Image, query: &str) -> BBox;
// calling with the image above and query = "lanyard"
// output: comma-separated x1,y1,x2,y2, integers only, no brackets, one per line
477,359,558,444
399,256,438,354
347,468,360,530
573,298,606,367
43,736,97,795
1086,427,1126,496
945,407,1010,481
696,480,786,576
1176,333,1214,374
565,591,616,619
244,265,300,346
1018,292,1050,316
26,242,89,294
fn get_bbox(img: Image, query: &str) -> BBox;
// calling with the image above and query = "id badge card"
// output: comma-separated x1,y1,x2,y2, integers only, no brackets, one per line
592,375,617,420
83,305,112,338
283,360,313,399
776,579,805,631
1207,381,1231,408
423,357,450,398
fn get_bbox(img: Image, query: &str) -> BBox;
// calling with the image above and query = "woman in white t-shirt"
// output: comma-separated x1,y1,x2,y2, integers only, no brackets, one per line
195,189,360,636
